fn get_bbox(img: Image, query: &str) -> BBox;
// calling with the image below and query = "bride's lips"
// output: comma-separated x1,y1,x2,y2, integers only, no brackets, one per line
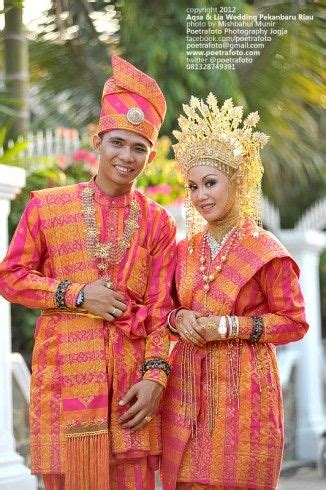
200,202,216,213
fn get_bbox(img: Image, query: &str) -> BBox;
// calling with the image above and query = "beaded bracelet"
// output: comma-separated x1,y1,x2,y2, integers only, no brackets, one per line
249,316,264,343
141,359,171,377
229,315,239,339
55,280,72,310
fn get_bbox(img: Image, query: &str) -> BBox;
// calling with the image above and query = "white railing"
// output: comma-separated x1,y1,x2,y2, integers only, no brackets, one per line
296,198,326,232
262,196,281,232
6,128,82,159
11,353,31,404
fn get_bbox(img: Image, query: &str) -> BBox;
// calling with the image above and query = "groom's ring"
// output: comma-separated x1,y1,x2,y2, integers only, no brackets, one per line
111,307,117,316
144,415,153,423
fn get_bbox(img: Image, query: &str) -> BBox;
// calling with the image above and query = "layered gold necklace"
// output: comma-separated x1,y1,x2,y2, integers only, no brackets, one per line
199,226,240,311
81,185,140,282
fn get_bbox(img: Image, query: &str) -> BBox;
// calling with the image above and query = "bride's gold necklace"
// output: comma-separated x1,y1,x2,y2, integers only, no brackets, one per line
81,185,140,283
199,226,240,311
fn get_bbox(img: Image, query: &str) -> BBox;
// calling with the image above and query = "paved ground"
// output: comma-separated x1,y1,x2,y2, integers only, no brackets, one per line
155,465,326,489
38,465,326,489
279,466,326,489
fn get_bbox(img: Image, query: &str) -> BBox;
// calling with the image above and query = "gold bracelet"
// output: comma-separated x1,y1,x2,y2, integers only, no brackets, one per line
167,309,179,334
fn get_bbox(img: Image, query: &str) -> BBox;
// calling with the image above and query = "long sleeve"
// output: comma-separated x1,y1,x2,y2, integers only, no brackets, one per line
0,197,83,309
142,214,177,387
236,257,308,345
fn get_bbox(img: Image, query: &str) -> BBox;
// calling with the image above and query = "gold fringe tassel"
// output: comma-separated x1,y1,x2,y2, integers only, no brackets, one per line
206,343,220,433
181,342,198,436
65,432,110,490
181,342,222,436
252,342,275,391
227,339,242,407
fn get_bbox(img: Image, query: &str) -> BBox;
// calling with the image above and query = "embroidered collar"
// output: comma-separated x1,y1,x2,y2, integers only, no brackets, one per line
88,176,134,208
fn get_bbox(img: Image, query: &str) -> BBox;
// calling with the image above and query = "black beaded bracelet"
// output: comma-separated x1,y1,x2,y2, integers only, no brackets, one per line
249,316,264,343
55,280,72,310
141,359,171,377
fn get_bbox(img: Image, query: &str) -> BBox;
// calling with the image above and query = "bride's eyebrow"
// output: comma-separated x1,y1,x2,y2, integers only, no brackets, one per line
202,174,217,179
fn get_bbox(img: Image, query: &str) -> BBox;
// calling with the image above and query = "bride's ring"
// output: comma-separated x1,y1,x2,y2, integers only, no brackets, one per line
111,307,117,316
144,415,153,423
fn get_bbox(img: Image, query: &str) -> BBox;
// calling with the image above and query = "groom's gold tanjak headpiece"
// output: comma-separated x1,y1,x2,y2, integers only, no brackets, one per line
173,93,269,228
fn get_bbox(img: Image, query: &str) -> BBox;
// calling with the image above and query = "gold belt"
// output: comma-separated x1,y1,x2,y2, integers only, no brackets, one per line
41,308,103,320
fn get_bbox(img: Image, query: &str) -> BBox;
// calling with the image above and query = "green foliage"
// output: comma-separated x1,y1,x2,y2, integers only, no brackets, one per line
244,0,325,226
28,0,118,129
137,137,185,205
1,0,24,13
118,0,241,135
11,305,38,368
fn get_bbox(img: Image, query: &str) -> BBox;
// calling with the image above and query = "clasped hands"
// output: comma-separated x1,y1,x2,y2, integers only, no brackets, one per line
175,309,224,347
82,279,163,432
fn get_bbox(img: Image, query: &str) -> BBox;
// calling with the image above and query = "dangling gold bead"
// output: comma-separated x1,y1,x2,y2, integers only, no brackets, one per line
200,256,206,264
216,265,222,272
203,275,208,282
209,274,214,282
221,256,227,263
200,265,206,273
204,284,210,292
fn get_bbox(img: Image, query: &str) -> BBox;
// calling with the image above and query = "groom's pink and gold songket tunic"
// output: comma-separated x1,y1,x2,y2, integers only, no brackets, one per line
0,56,175,489
161,222,308,489
0,180,176,484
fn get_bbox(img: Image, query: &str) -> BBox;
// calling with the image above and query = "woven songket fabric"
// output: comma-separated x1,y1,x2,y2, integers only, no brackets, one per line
0,179,176,488
98,55,166,145
161,221,308,489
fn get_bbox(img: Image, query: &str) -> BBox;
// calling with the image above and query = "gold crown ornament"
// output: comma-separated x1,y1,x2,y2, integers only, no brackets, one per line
173,93,269,229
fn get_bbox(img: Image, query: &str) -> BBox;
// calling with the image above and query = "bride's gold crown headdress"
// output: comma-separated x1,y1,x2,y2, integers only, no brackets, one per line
173,93,269,227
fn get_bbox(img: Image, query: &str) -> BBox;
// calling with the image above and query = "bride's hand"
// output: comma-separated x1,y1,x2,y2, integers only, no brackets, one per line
175,309,206,347
197,316,226,342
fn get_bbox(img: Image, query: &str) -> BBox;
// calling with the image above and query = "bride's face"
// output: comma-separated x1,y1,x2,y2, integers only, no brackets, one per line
187,166,230,222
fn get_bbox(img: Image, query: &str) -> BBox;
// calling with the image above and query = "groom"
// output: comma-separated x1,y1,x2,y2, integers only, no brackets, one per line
0,55,176,489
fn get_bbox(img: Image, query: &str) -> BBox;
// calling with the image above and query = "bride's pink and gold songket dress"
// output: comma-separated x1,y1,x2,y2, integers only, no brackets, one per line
161,94,308,490
162,224,308,489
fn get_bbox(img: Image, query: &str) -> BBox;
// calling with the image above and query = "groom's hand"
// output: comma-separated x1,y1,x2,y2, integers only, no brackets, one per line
118,380,163,433
83,278,127,321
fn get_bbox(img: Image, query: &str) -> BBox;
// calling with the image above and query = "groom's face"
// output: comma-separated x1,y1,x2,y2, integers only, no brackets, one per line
93,129,155,186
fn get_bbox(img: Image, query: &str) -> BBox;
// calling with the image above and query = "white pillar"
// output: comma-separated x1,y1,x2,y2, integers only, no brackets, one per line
279,229,326,461
0,164,36,489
